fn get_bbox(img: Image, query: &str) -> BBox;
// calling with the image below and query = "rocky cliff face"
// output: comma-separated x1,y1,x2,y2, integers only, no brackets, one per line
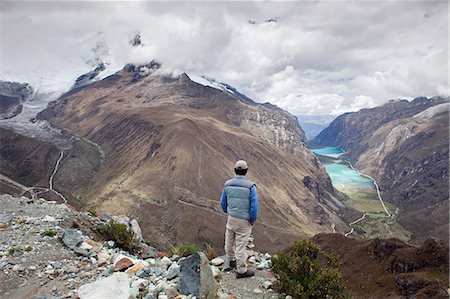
0,81,32,119
36,64,347,253
313,97,449,244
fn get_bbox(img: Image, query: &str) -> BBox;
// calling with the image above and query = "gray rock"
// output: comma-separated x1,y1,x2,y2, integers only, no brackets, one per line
166,262,180,280
0,212,13,224
135,243,157,259
97,213,111,222
78,272,130,299
136,269,151,278
72,246,90,256
253,288,263,294
64,265,79,274
179,252,219,299
130,219,143,242
12,264,25,272
31,296,61,299
101,267,114,277
61,229,83,249
153,267,163,277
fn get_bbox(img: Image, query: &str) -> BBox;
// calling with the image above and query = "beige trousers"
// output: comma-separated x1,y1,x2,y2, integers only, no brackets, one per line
224,215,252,274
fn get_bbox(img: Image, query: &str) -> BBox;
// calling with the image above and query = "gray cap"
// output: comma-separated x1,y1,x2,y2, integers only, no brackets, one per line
235,160,248,170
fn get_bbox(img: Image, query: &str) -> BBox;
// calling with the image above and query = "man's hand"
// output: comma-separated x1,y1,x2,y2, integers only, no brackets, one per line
249,221,254,225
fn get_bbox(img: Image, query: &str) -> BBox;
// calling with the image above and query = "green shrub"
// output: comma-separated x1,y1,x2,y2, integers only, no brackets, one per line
271,239,348,299
24,246,33,252
168,243,198,257
42,230,56,237
8,246,22,256
99,221,135,251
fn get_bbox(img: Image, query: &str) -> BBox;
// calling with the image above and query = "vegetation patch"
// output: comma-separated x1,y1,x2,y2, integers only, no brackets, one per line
271,239,348,299
8,246,22,256
99,220,135,251
42,229,56,237
167,243,198,257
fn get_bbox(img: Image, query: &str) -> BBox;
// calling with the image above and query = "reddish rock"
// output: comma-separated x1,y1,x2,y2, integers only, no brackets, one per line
114,257,133,271
126,262,144,274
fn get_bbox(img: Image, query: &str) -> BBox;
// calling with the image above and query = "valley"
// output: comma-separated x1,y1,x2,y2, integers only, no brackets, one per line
310,147,411,241
313,98,449,244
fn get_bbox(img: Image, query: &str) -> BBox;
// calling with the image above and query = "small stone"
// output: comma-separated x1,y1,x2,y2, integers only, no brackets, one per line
285,296,293,299
210,257,224,266
263,281,272,289
258,259,270,269
42,215,56,222
160,256,172,269
112,215,130,225
126,262,145,275
114,257,134,271
12,264,25,272
248,256,257,264
253,288,263,294
106,240,115,248
166,262,180,280
101,267,114,277
79,241,93,251
45,269,55,275
65,266,79,274
97,213,111,222
29,266,37,270
246,250,256,257
61,229,83,249
153,267,163,277
136,269,151,278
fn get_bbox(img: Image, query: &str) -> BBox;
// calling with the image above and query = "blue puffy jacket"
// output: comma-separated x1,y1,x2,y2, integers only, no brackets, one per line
220,175,258,222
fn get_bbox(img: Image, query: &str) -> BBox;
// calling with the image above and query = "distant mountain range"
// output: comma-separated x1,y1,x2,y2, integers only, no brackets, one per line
313,96,449,244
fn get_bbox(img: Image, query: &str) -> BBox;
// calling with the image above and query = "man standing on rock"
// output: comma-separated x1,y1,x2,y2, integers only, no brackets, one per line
220,160,258,278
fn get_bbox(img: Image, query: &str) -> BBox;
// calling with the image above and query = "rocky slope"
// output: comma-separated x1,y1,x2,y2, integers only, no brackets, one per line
31,62,349,253
0,193,280,299
313,97,449,244
1,194,447,299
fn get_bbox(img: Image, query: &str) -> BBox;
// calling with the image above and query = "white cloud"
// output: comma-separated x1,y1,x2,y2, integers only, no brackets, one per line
0,1,447,116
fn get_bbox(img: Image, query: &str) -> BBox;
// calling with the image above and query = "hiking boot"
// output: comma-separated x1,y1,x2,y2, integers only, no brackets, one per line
223,260,236,272
236,270,255,279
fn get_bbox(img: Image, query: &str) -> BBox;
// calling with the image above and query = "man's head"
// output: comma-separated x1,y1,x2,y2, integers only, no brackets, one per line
234,160,248,175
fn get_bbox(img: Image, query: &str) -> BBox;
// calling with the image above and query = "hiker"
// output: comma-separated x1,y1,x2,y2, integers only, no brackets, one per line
220,160,258,278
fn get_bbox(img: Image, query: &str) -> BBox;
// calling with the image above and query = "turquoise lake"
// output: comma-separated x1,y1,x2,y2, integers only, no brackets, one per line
310,147,375,189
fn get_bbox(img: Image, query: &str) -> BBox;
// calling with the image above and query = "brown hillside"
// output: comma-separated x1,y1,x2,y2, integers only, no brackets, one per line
312,233,449,298
38,64,349,253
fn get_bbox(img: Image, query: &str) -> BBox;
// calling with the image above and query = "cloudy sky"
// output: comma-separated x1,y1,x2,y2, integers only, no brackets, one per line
0,1,448,116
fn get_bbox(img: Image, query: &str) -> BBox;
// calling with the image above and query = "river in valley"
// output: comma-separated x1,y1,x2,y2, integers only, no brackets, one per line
310,147,410,241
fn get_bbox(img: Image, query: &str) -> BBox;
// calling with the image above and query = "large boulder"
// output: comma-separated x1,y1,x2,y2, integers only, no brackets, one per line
77,272,130,299
179,252,218,298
